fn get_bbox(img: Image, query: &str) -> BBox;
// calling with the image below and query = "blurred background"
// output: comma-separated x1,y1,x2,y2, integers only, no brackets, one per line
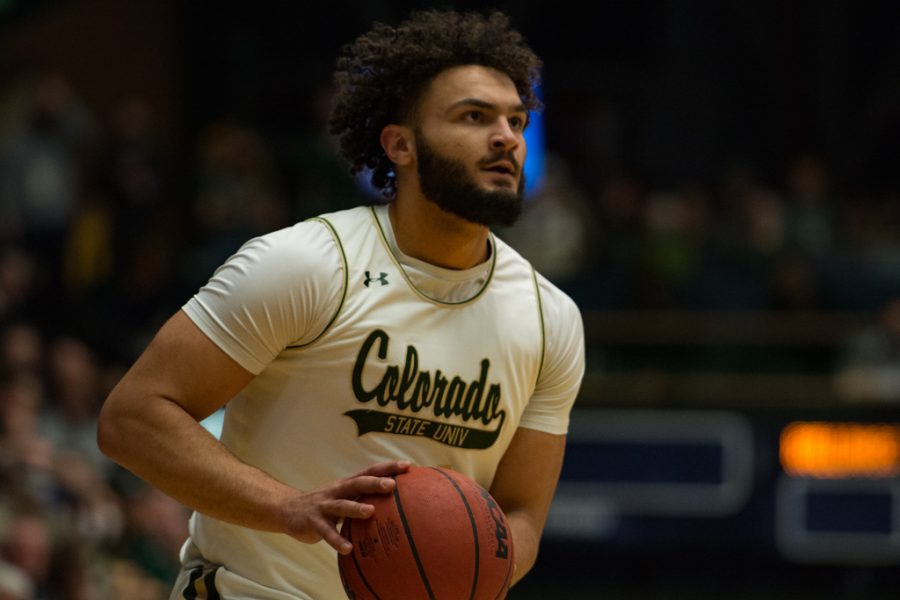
1,0,900,598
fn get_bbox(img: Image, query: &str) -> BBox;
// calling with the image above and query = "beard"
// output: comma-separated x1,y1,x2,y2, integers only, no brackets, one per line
415,130,525,228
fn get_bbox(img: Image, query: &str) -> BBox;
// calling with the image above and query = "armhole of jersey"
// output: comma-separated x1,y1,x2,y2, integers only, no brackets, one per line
293,217,348,348
530,266,547,386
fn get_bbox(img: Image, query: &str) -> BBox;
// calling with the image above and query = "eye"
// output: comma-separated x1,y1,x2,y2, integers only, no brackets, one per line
509,116,526,131
463,110,483,123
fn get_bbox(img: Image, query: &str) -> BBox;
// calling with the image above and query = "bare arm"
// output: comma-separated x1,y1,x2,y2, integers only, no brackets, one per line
488,427,566,586
98,310,407,554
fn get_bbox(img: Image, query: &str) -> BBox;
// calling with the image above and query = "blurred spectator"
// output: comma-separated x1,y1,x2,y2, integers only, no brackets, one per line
842,194,893,250
0,560,32,600
106,559,167,600
46,542,98,600
634,186,710,307
591,174,644,268
784,154,835,257
0,375,57,505
0,248,37,322
577,174,645,307
0,73,93,285
103,98,167,229
0,323,43,379
93,98,169,289
52,450,123,546
1,507,53,599
834,296,900,403
186,120,289,283
497,154,593,283
767,252,822,311
39,338,109,475
712,161,763,255
50,95,189,358
287,81,369,219
62,190,113,301
115,481,188,589
741,186,786,261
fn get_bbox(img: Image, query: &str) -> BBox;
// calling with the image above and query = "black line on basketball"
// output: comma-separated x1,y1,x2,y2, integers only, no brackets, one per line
494,557,513,600
348,517,382,600
393,479,437,600
430,467,480,600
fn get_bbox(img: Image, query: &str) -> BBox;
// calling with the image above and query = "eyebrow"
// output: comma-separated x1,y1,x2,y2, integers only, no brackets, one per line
447,98,528,115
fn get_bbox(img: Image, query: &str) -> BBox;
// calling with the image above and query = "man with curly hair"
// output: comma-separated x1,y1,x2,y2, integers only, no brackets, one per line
99,9,584,599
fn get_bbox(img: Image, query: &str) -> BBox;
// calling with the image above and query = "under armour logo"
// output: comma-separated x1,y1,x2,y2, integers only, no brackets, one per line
364,271,389,287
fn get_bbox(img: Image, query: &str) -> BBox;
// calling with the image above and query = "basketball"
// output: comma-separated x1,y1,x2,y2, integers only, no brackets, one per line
338,465,515,600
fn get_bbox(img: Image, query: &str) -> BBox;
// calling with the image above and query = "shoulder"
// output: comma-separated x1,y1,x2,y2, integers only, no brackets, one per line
183,218,349,368
311,205,377,236
494,234,582,329
218,218,345,282
534,271,582,330
252,217,340,260
198,218,346,310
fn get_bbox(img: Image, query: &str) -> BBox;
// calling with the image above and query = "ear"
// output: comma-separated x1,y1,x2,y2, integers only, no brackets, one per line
380,124,414,167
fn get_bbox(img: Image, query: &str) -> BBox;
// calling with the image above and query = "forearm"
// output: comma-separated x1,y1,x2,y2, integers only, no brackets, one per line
489,428,567,587
98,392,297,534
506,510,542,586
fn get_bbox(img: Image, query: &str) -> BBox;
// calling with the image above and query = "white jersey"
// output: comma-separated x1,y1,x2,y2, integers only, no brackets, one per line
175,204,585,599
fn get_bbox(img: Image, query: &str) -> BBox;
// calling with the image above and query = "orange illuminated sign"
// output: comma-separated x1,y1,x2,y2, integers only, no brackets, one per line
780,422,900,478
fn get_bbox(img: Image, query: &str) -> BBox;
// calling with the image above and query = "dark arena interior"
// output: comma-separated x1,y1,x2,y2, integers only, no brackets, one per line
1,1,900,598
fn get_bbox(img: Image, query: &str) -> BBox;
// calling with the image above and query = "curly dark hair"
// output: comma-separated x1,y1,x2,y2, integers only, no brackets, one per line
329,10,542,198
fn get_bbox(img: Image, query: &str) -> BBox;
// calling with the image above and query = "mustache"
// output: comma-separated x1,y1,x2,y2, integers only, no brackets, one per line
478,152,520,174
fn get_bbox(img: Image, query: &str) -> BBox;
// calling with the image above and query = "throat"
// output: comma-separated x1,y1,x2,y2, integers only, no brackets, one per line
388,201,491,270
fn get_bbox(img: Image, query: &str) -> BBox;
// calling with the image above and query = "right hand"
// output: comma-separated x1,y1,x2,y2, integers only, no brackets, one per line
283,460,410,554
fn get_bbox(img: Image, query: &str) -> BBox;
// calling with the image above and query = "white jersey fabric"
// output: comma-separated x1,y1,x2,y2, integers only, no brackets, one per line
174,204,585,599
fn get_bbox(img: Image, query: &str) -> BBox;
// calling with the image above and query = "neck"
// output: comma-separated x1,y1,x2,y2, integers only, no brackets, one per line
388,186,490,270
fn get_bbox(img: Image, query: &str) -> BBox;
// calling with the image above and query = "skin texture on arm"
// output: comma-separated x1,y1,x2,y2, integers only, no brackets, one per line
97,310,407,554
488,426,566,586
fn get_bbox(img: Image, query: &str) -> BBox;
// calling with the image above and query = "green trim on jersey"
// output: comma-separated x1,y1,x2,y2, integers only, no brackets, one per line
291,217,349,348
367,205,497,307
530,265,547,385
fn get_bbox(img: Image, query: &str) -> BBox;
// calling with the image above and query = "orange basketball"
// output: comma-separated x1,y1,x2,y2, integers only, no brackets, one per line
338,465,514,600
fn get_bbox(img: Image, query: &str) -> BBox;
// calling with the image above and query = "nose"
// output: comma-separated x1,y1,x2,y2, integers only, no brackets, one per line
489,120,519,152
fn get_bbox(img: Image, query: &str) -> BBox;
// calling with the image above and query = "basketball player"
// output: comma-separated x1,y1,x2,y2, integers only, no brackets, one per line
98,10,585,599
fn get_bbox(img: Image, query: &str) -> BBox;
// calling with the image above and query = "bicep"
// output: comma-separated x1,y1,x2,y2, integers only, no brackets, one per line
111,310,255,421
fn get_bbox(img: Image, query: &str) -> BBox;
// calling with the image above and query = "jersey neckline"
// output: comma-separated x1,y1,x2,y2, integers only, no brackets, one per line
368,204,496,306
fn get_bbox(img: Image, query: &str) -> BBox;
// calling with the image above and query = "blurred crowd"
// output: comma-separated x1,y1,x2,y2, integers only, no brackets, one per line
509,152,900,314
0,73,274,600
1,71,899,597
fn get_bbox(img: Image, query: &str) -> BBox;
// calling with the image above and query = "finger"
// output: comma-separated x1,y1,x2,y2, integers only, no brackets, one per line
315,518,353,555
334,475,397,498
354,460,412,478
323,498,376,520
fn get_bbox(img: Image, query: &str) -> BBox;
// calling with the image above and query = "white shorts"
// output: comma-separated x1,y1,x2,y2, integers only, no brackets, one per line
169,541,311,600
